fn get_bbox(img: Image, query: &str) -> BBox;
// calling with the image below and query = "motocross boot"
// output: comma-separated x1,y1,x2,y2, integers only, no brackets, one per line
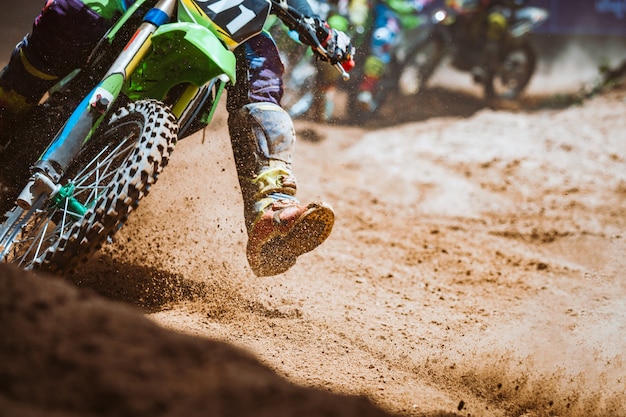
245,166,335,277
471,39,499,84
0,39,61,203
356,89,376,114
229,102,335,277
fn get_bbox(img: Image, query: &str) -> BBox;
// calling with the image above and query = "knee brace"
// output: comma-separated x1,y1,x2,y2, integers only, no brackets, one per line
229,102,296,175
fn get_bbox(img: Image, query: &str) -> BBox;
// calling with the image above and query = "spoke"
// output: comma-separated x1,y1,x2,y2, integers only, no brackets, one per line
0,104,162,271
60,197,71,232
72,133,137,203
31,218,51,262
13,213,48,265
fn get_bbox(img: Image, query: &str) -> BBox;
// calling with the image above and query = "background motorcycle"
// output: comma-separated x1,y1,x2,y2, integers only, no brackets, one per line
0,0,348,273
347,4,441,121
394,1,549,100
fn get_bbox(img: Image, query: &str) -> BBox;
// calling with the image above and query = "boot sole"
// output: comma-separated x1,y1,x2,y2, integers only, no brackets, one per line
251,202,335,277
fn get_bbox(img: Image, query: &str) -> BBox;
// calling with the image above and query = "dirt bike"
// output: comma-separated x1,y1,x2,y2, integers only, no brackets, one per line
392,2,548,100
0,0,349,273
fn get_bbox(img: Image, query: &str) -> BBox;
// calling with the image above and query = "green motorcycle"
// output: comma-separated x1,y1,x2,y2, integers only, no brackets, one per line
0,0,347,273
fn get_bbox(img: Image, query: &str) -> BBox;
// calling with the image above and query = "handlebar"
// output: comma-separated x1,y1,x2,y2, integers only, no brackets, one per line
270,0,350,81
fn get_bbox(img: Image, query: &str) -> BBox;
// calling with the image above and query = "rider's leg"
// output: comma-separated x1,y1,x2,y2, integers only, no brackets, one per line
470,9,507,82
227,33,335,277
0,0,112,149
483,10,507,63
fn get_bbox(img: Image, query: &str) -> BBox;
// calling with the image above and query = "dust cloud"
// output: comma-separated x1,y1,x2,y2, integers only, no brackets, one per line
530,35,626,93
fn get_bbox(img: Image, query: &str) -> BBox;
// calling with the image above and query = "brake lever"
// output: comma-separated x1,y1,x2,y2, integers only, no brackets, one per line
313,44,351,81
298,22,351,81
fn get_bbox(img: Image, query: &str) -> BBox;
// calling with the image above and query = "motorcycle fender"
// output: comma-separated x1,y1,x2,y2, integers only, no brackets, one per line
124,22,236,100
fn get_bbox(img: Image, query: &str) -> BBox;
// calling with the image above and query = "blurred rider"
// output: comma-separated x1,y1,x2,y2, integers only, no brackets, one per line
355,0,436,113
0,0,355,277
446,0,526,81
301,0,370,121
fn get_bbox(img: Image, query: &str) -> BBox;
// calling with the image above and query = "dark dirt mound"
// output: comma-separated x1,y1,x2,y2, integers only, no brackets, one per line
0,263,396,417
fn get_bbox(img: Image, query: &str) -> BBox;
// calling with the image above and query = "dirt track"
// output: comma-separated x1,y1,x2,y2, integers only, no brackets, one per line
3,79,625,416
2,3,626,416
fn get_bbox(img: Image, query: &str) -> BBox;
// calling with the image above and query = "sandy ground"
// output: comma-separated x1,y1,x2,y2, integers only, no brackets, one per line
2,3,626,417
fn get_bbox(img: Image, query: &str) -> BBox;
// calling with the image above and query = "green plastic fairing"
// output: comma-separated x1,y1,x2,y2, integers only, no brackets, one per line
124,22,236,100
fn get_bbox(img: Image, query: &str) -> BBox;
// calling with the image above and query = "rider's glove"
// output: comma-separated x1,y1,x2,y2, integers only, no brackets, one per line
306,17,356,72
324,27,356,71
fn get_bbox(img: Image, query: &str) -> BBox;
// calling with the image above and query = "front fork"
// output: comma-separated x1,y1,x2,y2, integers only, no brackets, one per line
16,0,177,210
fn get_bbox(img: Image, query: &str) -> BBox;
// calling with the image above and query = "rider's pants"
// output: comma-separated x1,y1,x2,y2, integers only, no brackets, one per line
0,0,112,117
226,32,301,229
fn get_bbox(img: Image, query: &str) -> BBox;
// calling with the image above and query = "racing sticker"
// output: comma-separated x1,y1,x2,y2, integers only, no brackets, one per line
192,0,272,45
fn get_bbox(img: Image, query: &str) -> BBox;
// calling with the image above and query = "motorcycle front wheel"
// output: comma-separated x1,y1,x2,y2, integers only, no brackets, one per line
484,40,536,100
0,99,177,273
397,33,446,96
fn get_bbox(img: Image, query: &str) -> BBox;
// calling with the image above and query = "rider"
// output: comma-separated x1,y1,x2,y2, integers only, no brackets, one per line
306,0,371,121
0,0,355,277
355,0,437,113
446,0,526,81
